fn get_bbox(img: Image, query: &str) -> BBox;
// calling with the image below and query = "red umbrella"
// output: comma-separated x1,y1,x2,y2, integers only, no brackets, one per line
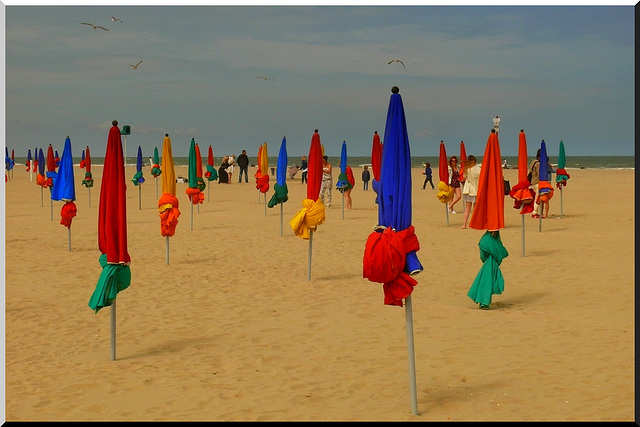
436,141,454,225
458,141,467,183
370,130,382,201
508,130,535,215
88,120,131,360
289,129,325,281
469,129,505,232
45,144,58,220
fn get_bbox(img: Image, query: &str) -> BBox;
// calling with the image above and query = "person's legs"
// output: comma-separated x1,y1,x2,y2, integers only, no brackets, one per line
430,178,434,189
462,200,472,228
449,188,461,212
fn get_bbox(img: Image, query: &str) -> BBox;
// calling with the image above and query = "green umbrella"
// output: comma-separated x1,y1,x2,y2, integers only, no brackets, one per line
555,140,570,218
151,146,162,199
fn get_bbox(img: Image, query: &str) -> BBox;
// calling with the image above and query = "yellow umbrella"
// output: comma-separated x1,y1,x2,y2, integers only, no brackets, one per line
158,133,180,264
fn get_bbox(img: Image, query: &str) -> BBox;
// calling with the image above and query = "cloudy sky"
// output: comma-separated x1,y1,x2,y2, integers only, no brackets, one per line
3,2,635,161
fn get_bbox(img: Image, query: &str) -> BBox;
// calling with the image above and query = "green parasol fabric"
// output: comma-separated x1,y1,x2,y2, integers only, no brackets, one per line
467,231,509,308
88,253,131,313
151,146,162,178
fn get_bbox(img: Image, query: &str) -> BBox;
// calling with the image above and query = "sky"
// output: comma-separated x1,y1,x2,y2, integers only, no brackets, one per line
2,1,636,162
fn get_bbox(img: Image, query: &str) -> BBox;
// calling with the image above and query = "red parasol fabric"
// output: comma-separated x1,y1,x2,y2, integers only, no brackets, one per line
371,130,382,181
82,146,94,188
45,144,57,184
290,130,325,239
458,141,468,183
469,130,505,231
508,130,535,214
204,144,217,182
254,142,270,193
436,141,454,203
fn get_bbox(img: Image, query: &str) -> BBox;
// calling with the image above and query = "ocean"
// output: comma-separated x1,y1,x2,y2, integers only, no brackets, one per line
12,155,634,170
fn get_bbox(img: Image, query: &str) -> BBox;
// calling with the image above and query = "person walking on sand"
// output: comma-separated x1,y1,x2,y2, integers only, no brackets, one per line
447,156,462,213
422,162,434,189
319,155,333,207
237,150,249,183
300,155,308,184
461,155,481,229
344,164,355,209
362,165,371,190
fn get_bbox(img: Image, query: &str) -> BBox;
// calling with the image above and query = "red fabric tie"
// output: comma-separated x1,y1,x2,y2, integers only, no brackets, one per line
60,201,77,228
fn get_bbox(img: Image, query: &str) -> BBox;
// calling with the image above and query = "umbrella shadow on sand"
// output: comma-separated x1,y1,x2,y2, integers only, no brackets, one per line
484,292,549,310
117,336,216,360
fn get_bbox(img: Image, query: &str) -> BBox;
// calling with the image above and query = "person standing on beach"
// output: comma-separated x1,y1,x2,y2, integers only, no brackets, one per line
344,164,355,209
447,156,462,213
320,155,332,207
218,155,230,183
422,162,434,189
236,150,249,183
227,155,236,183
529,149,541,218
461,155,480,229
361,165,370,190
300,155,308,184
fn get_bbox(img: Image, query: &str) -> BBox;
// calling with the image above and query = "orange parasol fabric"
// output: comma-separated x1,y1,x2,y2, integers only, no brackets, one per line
436,141,454,203
469,130,505,231
158,134,180,237
290,130,325,239
508,130,535,214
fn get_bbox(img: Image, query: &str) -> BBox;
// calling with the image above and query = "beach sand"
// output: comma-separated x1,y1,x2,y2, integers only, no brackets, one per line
4,165,634,421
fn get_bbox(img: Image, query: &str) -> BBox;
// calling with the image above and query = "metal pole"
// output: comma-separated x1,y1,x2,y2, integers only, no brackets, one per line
110,300,116,361
342,193,345,220
280,203,283,237
445,204,449,227
68,227,71,252
264,193,267,217
560,186,563,218
190,202,194,231
50,199,53,221
521,214,525,257
138,185,141,210
88,187,91,208
405,295,418,415
307,231,313,281
166,236,170,265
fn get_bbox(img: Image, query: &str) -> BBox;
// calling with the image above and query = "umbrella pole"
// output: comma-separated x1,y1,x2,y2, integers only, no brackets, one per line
50,199,53,221
264,193,267,216
280,203,283,237
445,204,449,227
342,193,345,220
405,294,419,415
538,211,542,232
560,186,563,218
521,214,525,257
88,187,91,208
110,301,116,361
166,236,170,265
190,203,194,231
41,187,43,207
138,185,141,210
208,183,210,202
68,226,71,252
156,177,159,200
307,231,313,281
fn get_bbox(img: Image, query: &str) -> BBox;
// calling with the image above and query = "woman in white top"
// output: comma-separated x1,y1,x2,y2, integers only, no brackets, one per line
461,155,481,229
226,155,236,183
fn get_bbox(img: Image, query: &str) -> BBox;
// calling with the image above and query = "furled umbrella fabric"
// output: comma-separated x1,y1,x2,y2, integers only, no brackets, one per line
436,141,454,203
185,138,205,205
80,149,86,169
466,231,508,307
204,145,218,182
158,134,180,237
458,141,468,183
555,140,570,189
131,146,145,186
537,140,554,204
151,146,162,178
363,86,422,307
371,131,382,201
36,148,50,188
26,149,32,172
46,144,58,188
469,130,505,231
54,150,60,167
508,130,535,214
336,141,353,193
88,122,131,313
255,142,270,194
268,136,289,208
194,143,206,193
82,146,94,188
289,130,325,239
50,136,77,228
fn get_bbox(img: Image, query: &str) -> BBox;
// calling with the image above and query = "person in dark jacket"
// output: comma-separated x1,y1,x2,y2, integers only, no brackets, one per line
236,149,249,183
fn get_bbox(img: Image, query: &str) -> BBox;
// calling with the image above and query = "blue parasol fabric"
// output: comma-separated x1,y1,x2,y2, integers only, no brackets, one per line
363,86,422,306
268,136,289,208
536,140,554,203
336,141,352,192
50,137,76,202
26,149,32,172
132,146,145,186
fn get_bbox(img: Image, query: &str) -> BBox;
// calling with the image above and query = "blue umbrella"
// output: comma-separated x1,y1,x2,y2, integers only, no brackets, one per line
536,139,554,230
268,136,289,233
55,149,60,167
26,148,32,178
50,136,77,250
336,140,351,219
362,86,421,415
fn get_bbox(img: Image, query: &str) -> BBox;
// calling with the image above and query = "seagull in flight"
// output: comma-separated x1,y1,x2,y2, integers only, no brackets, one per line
109,16,123,23
126,60,143,70
387,59,406,68
82,22,109,31
256,76,275,81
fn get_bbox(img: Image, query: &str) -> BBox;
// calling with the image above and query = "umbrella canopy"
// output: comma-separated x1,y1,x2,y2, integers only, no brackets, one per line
555,140,570,188
458,141,468,183
508,130,535,214
185,138,205,205
51,136,77,228
82,146,94,188
363,86,422,306
36,147,50,188
158,134,180,237
151,146,162,178
131,146,145,186
26,149,32,172
80,149,86,169
290,130,325,239
371,131,382,198
54,149,60,167
469,129,505,231
537,140,554,203
88,121,131,313
436,141,454,203
204,145,218,182
336,141,352,193
46,144,57,186
268,136,289,208
255,142,270,193
466,230,508,308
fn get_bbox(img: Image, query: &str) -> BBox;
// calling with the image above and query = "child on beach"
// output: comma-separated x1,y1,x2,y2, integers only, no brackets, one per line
362,165,370,190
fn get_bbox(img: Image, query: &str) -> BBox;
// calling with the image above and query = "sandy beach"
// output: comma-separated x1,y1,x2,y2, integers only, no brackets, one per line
3,164,635,421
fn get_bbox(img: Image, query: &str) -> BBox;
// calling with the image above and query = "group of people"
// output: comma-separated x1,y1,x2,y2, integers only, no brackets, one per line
218,150,250,184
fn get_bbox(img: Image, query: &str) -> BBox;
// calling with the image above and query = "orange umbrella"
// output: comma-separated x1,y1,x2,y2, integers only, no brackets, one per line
469,129,505,232
508,130,535,215
458,141,468,182
158,134,180,264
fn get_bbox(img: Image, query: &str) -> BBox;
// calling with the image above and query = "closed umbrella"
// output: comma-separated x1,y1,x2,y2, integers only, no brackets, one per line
11,149,15,179
335,140,353,219
132,146,145,210
5,147,12,181
50,136,77,251
194,142,206,213
467,129,509,310
436,141,454,225
54,149,60,167
81,146,94,207
371,130,382,202
458,140,467,183
26,148,32,181
88,120,131,361
536,139,554,230
36,148,47,207
290,129,325,281
268,136,289,235
362,86,422,415
151,146,162,200
508,130,535,256
185,138,205,230
255,142,270,209
204,145,218,201
158,134,180,264
46,144,58,220
555,140,570,217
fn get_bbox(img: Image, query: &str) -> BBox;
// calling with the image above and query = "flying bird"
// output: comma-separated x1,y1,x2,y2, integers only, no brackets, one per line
109,16,123,23
387,59,406,68
256,76,275,81
126,60,143,70
82,22,109,31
